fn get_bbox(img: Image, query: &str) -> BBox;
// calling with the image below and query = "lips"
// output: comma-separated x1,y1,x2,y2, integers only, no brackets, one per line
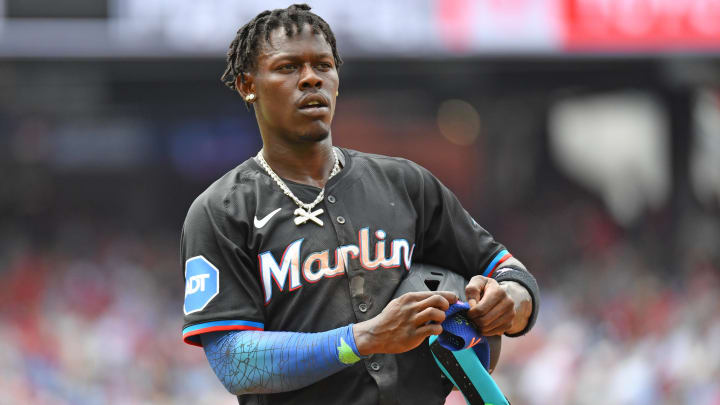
297,94,329,110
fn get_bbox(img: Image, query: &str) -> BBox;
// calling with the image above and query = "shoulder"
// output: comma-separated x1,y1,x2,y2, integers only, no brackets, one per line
184,157,262,228
343,148,430,181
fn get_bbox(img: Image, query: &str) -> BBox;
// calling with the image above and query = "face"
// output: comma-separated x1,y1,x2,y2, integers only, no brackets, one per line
239,25,339,144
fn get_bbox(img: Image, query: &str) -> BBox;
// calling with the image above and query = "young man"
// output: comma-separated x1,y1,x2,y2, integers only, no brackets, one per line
181,4,539,404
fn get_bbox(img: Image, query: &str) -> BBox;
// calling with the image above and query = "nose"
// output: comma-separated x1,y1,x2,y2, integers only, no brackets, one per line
298,63,322,90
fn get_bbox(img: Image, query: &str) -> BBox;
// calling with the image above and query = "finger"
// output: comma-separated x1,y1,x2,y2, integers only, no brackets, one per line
417,323,444,337
414,307,446,326
465,276,487,303
402,290,457,304
474,298,514,328
416,294,451,312
435,291,458,305
483,320,513,336
468,285,504,319
477,308,514,334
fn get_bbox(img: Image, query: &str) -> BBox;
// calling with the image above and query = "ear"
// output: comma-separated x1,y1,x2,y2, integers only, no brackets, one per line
235,73,256,102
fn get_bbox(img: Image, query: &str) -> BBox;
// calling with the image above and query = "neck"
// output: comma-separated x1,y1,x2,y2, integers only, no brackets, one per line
261,139,336,188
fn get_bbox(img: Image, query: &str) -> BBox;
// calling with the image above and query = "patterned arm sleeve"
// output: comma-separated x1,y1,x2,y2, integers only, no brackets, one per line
201,325,364,395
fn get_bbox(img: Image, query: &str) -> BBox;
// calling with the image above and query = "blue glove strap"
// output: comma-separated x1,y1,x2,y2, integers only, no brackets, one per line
437,302,490,370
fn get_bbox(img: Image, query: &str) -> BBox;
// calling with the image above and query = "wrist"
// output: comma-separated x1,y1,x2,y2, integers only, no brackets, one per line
352,320,376,356
499,281,532,334
493,265,540,336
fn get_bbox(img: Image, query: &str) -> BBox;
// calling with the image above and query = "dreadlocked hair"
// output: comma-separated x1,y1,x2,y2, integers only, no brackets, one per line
220,3,343,92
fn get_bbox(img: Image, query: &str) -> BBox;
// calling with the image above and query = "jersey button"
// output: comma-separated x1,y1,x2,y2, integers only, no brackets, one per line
327,195,336,203
370,362,381,371
358,302,368,313
336,216,346,224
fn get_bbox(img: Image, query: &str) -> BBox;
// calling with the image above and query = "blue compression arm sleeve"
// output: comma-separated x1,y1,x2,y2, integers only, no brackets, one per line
200,325,364,395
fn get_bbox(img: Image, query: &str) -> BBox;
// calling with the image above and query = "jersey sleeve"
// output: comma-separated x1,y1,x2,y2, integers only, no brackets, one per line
411,163,510,279
180,191,265,347
410,163,540,335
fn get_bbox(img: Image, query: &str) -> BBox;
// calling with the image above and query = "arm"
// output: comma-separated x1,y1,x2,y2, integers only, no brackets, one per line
201,291,458,395
201,325,362,395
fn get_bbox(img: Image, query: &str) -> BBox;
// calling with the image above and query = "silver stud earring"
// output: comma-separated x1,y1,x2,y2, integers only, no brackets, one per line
245,93,256,102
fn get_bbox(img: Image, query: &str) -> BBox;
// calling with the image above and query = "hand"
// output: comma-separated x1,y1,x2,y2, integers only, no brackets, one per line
353,291,458,355
465,276,531,336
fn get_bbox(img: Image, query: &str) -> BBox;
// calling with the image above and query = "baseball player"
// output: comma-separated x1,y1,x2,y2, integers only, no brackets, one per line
181,4,539,405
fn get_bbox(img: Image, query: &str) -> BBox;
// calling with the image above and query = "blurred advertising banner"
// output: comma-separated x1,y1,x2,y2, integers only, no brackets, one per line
0,0,719,57
563,0,720,50
108,0,561,55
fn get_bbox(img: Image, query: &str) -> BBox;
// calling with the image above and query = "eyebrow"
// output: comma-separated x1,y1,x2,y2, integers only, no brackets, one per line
268,51,334,60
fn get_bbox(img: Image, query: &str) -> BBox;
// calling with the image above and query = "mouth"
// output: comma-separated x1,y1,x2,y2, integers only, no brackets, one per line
297,94,330,113
299,102,328,111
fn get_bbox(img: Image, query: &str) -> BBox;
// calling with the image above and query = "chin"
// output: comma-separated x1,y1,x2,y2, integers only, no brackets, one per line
298,130,330,143
297,122,331,143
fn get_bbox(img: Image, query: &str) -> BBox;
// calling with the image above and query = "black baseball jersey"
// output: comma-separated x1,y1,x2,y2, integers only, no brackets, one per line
181,147,524,405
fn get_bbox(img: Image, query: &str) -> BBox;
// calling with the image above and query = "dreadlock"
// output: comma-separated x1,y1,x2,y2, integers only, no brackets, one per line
221,4,343,92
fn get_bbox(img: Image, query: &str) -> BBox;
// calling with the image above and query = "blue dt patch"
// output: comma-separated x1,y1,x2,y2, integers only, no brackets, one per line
184,256,220,315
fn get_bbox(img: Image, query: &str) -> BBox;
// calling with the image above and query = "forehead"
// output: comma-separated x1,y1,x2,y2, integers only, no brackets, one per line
257,24,333,61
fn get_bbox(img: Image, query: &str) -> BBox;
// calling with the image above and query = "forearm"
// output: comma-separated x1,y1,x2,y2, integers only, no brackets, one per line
201,325,363,395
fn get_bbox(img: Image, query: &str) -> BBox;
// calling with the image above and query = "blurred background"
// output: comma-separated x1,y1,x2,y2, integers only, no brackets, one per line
1,0,719,404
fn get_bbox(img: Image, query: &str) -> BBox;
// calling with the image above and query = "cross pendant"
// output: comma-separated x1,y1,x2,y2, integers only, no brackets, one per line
294,207,324,226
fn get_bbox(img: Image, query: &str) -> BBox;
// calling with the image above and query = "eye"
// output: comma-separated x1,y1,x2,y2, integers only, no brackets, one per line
316,62,333,71
277,64,296,72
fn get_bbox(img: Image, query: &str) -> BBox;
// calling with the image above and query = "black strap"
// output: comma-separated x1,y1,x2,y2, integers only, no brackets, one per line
430,339,486,405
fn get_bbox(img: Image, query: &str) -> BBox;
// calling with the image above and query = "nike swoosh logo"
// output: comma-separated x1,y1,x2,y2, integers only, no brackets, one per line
254,208,282,229
494,268,512,276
